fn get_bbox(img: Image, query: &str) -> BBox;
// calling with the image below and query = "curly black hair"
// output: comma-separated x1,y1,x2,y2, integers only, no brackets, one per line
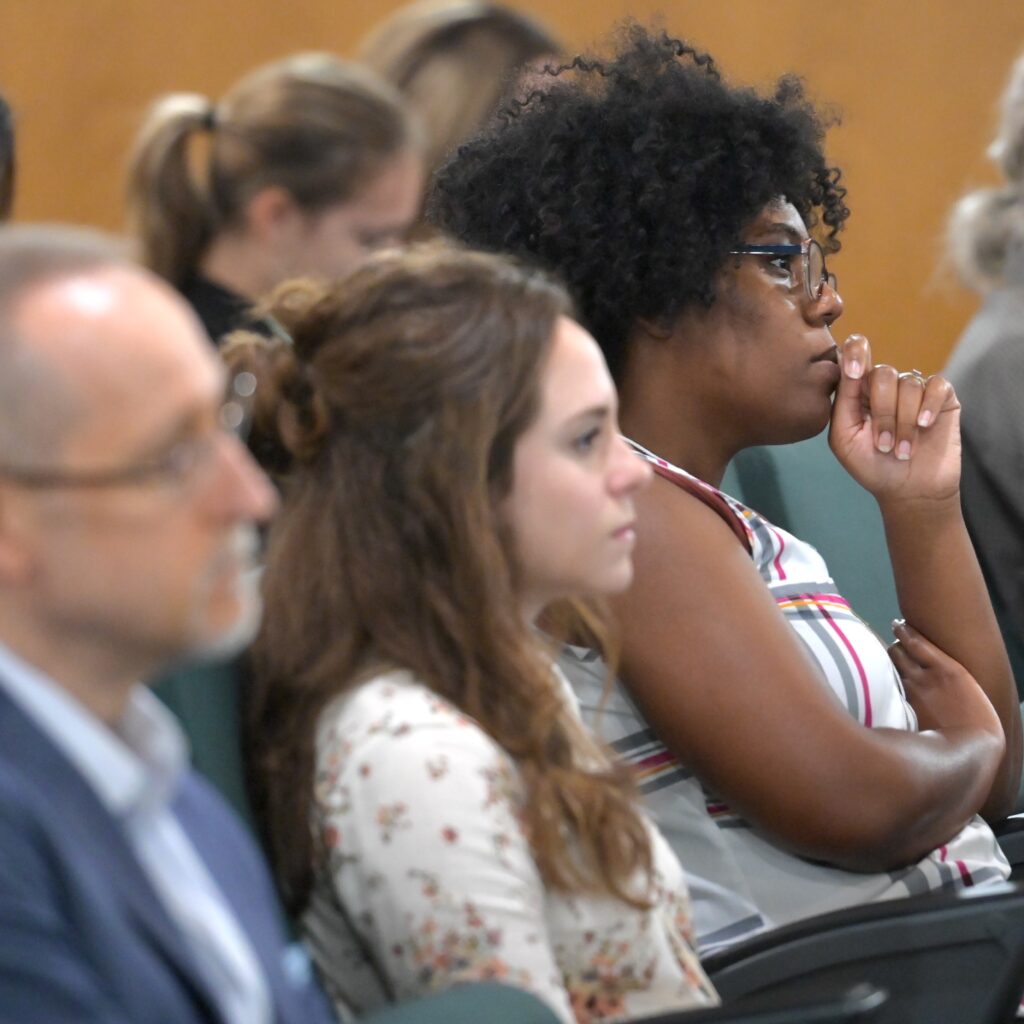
428,23,849,382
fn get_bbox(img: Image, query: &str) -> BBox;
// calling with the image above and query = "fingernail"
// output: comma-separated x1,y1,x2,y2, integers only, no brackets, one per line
878,431,893,453
918,410,933,427
897,440,912,460
847,359,863,379
891,618,906,633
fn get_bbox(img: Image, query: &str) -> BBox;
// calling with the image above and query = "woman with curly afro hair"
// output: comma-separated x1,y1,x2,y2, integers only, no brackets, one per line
431,24,1022,950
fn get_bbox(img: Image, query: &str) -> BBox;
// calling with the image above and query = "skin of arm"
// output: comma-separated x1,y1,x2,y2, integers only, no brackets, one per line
614,473,1005,873
829,335,1022,820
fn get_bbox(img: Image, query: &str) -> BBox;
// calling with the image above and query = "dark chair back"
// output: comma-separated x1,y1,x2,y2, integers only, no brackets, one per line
704,882,1024,1024
640,983,886,1024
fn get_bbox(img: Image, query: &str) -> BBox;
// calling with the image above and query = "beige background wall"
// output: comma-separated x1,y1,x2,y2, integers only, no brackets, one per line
2,0,1023,371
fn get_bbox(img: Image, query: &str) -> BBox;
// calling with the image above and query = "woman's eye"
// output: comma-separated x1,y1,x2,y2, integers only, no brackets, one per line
766,254,796,275
572,427,601,453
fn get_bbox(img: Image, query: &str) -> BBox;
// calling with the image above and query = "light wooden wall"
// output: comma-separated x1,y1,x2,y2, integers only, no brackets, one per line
3,0,1024,371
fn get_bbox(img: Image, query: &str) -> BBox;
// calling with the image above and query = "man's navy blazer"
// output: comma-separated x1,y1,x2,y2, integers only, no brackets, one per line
0,684,337,1024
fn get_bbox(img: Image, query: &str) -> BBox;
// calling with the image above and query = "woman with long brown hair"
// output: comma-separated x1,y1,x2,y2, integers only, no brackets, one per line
229,243,717,1023
126,53,423,343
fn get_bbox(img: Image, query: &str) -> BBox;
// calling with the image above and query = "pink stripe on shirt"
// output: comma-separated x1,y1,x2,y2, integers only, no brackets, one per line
768,526,787,581
819,604,873,727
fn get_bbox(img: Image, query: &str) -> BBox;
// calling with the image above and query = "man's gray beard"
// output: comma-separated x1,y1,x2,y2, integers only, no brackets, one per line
186,566,263,663
180,526,264,665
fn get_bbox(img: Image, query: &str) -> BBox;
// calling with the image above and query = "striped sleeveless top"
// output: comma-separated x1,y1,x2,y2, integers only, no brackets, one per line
559,440,1009,949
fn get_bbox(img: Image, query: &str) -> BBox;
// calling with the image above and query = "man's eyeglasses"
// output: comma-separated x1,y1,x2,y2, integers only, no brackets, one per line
729,238,837,302
0,372,257,491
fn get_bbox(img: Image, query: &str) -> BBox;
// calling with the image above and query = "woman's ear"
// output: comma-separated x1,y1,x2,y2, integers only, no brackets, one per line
244,186,302,242
634,316,673,342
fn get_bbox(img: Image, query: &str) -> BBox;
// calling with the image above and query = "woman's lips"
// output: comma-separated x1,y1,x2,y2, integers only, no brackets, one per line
612,520,637,542
811,346,841,387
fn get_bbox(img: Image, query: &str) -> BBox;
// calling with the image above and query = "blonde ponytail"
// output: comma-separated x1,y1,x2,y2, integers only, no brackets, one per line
125,93,216,286
126,55,415,289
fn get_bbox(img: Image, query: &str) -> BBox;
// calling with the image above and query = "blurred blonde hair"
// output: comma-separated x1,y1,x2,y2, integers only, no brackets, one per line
125,53,417,286
948,52,1024,291
358,0,560,182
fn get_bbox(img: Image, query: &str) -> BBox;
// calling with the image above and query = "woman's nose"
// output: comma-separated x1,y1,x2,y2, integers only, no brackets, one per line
810,279,843,327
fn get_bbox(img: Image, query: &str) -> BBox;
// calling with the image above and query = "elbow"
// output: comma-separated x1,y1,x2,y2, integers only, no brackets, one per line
981,735,1024,824
980,777,1018,824
758,779,964,872
791,805,937,873
827,729,1009,862
740,798,922,873
723,729,1007,872
819,825,937,873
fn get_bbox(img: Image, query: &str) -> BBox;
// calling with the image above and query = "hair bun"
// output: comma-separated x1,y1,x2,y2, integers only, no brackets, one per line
221,328,330,475
277,357,330,464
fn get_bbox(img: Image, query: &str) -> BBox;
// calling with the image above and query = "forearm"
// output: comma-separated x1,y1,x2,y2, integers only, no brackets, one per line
880,494,1022,816
818,726,1003,869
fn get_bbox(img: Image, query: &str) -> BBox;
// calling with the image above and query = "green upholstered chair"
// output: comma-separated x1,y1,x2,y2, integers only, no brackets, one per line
722,431,900,640
151,655,253,829
362,981,886,1024
359,984,561,1024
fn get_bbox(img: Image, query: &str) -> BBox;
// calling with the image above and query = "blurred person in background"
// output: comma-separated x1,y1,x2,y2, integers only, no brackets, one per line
946,50,1024,703
0,93,15,220
125,54,421,819
126,53,423,344
357,0,560,223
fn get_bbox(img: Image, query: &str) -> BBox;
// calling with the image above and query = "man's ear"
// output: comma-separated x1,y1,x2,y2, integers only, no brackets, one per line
0,491,38,585
243,186,302,242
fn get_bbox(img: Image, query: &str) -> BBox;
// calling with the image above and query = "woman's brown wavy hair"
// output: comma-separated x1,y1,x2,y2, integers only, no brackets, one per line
226,243,654,916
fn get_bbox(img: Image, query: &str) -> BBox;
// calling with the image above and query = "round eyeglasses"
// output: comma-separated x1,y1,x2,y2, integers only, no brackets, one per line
729,238,837,302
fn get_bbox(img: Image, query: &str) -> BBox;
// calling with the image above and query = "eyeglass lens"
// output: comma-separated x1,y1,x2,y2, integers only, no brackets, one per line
220,371,257,439
806,241,837,300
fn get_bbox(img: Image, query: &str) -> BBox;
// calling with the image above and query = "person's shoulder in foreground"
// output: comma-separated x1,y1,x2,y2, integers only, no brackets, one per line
0,223,332,1024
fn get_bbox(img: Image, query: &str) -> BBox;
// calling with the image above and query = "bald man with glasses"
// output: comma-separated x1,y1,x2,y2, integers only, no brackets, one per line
0,224,337,1024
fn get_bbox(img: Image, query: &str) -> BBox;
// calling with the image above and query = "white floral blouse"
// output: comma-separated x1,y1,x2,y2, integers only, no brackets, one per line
301,669,717,1024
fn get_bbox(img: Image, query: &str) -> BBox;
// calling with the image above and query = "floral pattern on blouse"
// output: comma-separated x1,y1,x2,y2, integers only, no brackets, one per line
303,670,717,1024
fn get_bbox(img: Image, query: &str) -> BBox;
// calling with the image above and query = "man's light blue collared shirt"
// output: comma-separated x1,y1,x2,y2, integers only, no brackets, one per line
0,642,271,1024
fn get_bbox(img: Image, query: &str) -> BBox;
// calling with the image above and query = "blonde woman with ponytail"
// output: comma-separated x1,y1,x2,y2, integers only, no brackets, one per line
945,51,1024,701
358,1,561,206
228,244,717,1023
126,53,422,343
